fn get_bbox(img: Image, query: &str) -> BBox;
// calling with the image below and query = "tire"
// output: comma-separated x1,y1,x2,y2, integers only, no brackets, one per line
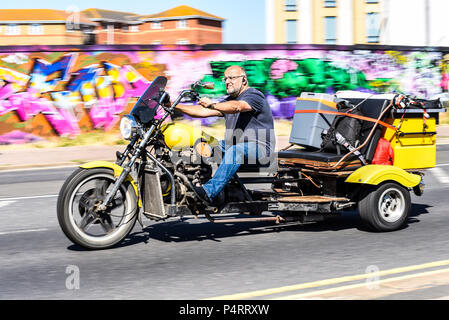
57,167,138,250
358,182,411,232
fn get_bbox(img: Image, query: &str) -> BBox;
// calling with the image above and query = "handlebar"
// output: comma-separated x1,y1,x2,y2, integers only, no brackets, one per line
202,82,215,90
191,81,215,90
157,80,215,115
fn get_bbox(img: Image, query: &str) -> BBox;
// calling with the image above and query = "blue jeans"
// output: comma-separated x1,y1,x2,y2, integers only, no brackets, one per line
202,141,262,200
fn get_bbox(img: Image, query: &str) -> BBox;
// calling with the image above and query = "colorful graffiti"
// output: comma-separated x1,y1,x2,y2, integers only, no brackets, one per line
0,45,447,143
0,51,166,138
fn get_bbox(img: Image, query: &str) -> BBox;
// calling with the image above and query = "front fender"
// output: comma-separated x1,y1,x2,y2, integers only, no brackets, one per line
345,165,421,188
80,161,141,207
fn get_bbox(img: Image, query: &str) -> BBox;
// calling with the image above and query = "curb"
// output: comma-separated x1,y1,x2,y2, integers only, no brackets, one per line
1,137,449,171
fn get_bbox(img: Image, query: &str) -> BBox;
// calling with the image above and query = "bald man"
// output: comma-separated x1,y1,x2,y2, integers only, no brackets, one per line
174,65,275,205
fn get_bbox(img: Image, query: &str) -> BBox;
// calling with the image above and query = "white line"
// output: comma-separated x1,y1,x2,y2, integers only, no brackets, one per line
0,165,78,173
430,167,449,184
0,200,15,208
0,194,58,202
435,163,449,167
0,228,48,236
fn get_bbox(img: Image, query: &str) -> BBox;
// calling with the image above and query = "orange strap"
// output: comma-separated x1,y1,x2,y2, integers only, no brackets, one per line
294,109,397,131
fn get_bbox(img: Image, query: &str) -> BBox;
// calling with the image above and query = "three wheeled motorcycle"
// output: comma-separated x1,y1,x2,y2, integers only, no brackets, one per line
57,76,445,249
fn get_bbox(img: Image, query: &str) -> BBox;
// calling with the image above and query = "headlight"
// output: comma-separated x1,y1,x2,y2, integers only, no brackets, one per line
120,115,137,140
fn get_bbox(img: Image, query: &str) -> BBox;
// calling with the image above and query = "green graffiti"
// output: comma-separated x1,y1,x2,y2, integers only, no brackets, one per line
199,58,381,98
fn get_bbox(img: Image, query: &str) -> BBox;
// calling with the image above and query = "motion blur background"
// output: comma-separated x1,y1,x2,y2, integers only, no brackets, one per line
0,0,448,146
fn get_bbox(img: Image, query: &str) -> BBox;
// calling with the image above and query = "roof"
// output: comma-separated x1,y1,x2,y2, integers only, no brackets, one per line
0,9,97,26
139,5,225,22
82,8,141,24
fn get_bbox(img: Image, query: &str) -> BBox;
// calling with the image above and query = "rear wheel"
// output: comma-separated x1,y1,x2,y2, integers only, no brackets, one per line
57,167,138,250
358,182,411,232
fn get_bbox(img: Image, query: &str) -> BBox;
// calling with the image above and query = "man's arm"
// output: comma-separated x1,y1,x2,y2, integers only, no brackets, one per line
198,97,253,114
173,103,223,118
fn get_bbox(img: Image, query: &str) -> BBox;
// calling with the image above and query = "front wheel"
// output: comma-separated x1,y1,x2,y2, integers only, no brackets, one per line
358,182,411,232
57,167,138,250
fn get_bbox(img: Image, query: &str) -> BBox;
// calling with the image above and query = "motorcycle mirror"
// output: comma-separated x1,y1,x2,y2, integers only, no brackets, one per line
203,82,214,90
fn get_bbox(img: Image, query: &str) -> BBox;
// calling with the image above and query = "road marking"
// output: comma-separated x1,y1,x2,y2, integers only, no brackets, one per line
204,259,449,300
275,267,449,300
0,194,58,202
430,167,449,184
0,228,48,236
435,163,449,167
0,165,78,173
0,200,16,208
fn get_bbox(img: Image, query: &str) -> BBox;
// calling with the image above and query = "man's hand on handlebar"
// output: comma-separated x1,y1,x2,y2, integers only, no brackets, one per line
198,97,214,109
163,99,172,108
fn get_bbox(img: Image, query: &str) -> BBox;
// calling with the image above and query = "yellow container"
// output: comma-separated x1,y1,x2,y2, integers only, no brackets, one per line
383,117,437,169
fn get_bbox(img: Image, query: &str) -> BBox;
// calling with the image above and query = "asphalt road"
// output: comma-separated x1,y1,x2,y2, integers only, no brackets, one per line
2,146,449,300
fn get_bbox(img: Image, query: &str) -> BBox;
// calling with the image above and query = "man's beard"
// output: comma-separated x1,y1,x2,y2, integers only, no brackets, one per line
227,84,241,97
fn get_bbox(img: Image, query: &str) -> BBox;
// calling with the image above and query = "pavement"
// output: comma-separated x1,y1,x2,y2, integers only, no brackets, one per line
1,125,449,171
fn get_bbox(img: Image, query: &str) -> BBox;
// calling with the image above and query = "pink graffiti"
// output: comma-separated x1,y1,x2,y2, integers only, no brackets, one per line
270,59,298,79
0,55,151,136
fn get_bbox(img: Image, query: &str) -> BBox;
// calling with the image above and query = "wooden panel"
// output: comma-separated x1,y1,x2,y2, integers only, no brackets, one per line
278,157,362,170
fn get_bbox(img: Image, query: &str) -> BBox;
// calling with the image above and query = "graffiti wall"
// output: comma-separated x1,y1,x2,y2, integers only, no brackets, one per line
0,45,447,143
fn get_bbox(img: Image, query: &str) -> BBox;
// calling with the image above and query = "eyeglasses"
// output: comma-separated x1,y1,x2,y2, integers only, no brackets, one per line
222,75,244,82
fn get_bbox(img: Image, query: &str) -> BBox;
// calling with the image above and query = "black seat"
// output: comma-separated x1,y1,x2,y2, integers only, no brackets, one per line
278,149,357,162
278,148,361,170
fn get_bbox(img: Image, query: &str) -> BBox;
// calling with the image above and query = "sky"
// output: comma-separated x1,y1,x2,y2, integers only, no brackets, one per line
0,0,267,44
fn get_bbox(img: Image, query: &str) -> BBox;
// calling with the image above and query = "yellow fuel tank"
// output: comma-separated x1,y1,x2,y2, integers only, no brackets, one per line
160,122,218,150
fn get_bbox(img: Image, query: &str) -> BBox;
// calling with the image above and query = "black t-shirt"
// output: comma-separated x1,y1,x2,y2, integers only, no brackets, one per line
223,87,275,153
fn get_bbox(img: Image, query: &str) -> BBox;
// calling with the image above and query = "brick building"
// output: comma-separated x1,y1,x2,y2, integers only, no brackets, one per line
81,8,142,45
0,5,224,46
138,5,224,45
0,9,97,46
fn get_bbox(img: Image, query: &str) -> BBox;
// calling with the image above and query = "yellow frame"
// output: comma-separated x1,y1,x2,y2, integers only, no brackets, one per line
345,164,421,188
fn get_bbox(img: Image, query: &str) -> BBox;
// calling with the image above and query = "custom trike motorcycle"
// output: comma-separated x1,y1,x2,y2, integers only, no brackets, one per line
57,76,444,249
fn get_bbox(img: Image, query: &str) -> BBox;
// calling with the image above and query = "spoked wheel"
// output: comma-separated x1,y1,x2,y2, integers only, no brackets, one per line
358,182,411,232
57,167,138,250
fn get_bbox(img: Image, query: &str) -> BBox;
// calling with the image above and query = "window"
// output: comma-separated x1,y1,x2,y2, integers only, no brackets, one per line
176,39,189,45
177,19,187,29
29,24,43,35
285,0,297,11
324,16,337,44
286,19,297,44
151,22,162,29
130,25,139,32
366,0,379,3
366,12,380,43
6,24,20,35
324,0,336,7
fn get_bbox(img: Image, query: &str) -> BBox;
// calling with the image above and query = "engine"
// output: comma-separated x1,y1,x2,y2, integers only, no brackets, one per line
155,145,214,204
